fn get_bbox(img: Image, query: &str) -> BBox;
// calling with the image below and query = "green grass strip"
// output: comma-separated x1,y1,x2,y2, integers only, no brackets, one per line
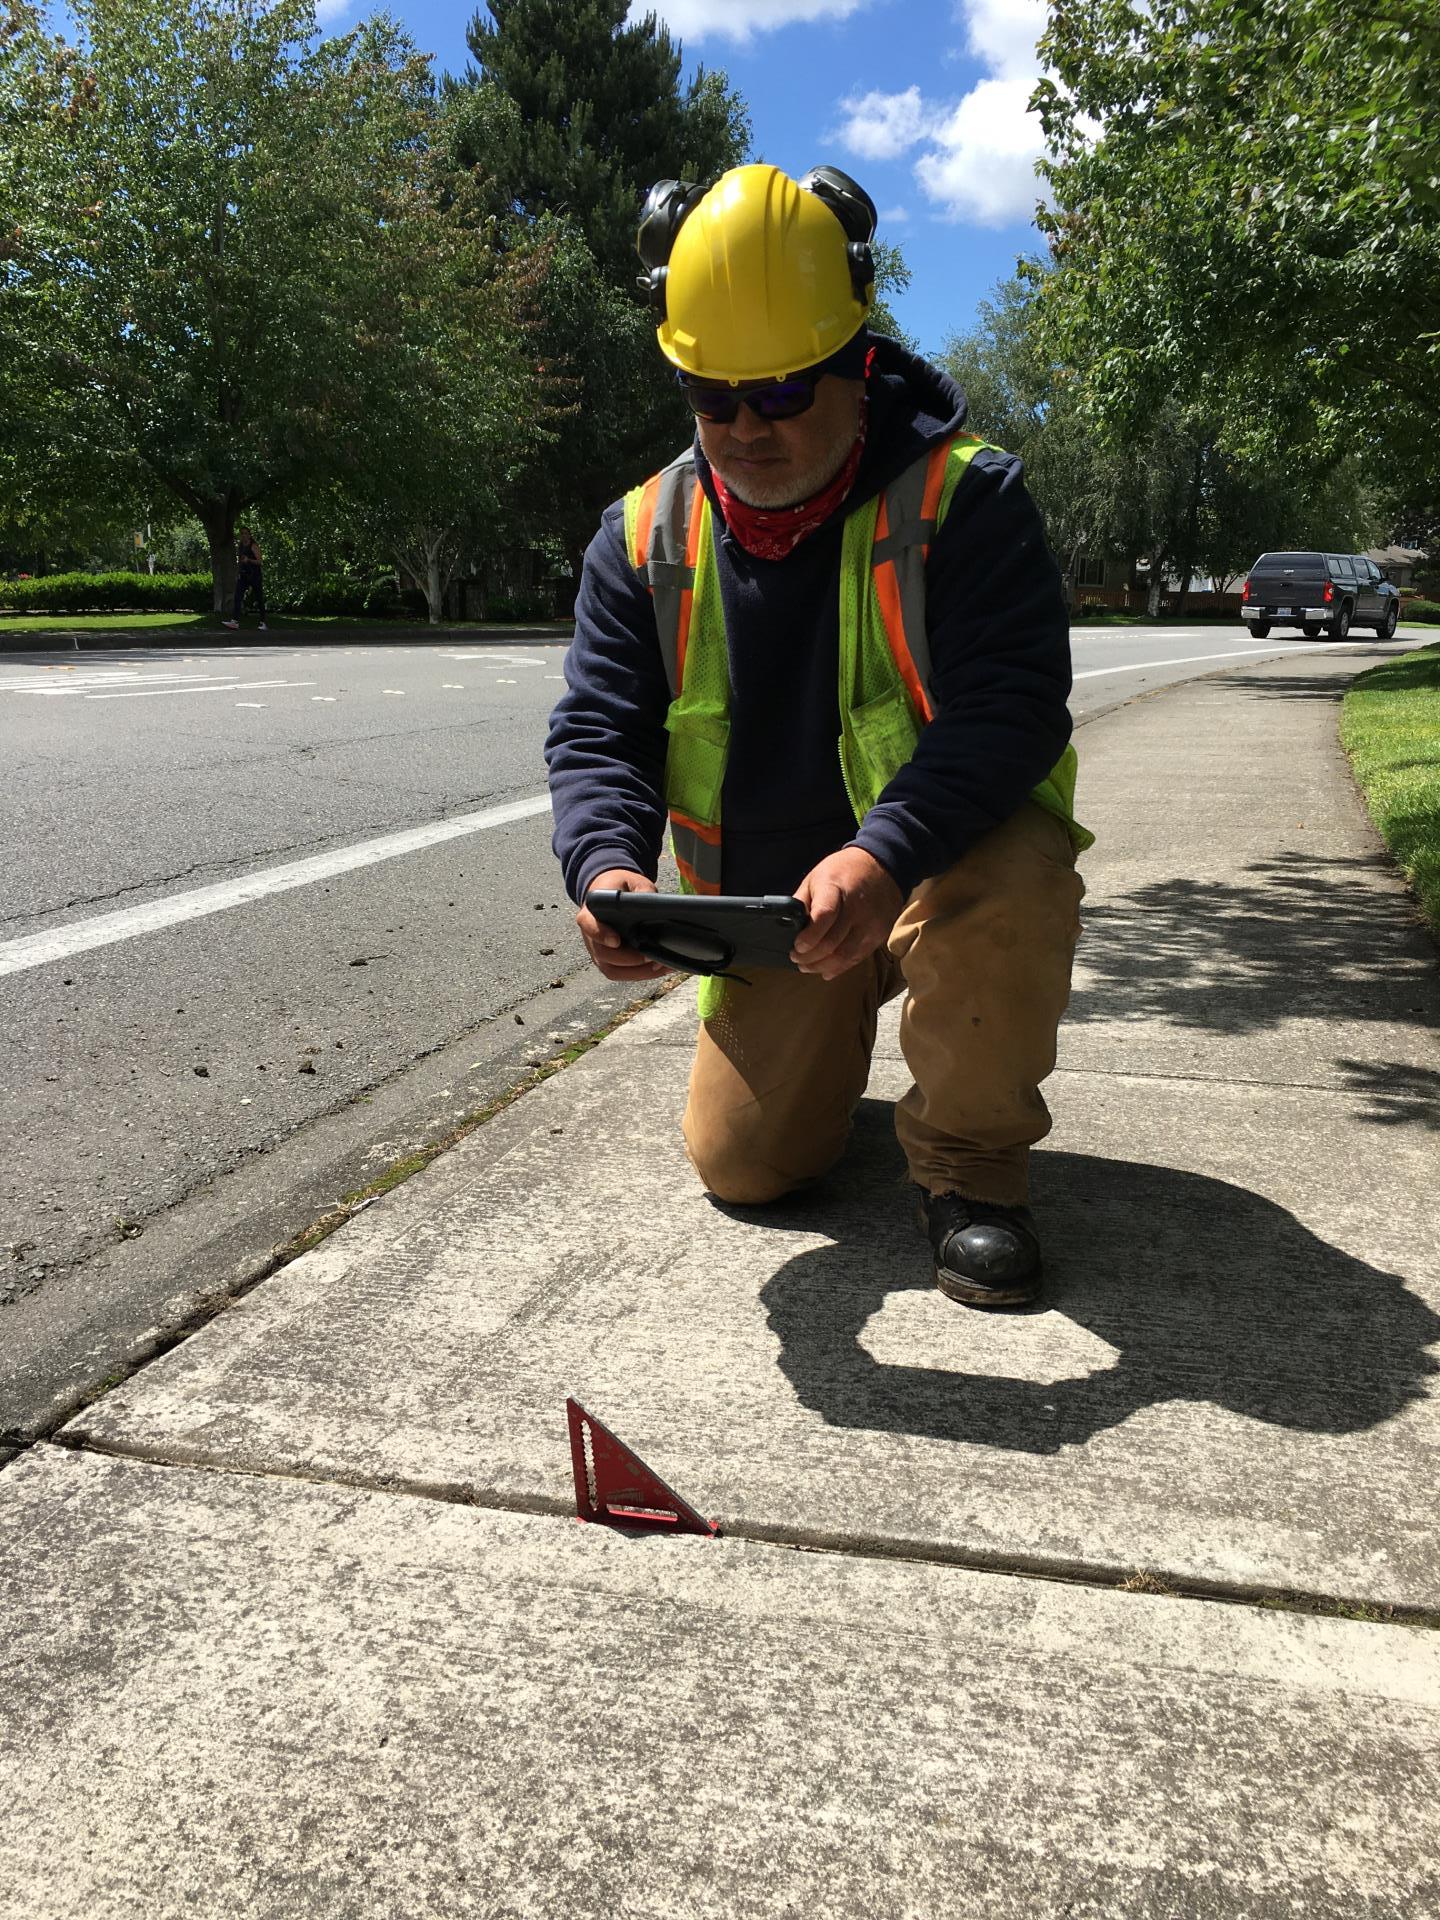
0,612,211,633
1341,644,1440,936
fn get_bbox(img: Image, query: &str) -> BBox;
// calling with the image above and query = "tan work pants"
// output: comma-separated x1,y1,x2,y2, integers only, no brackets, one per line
682,802,1084,1208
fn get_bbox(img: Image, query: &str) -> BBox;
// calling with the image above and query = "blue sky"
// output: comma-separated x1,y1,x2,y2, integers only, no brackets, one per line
320,0,1053,359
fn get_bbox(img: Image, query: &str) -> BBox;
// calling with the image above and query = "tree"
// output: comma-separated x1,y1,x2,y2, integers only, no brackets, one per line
867,240,917,351
4,0,466,609
1034,0,1440,496
340,189,576,624
940,275,1122,580
941,274,1380,610
454,0,747,284
448,0,751,583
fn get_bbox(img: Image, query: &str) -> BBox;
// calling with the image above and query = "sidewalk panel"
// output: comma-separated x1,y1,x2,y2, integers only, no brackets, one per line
61,1030,1440,1608
1,1448,1436,1920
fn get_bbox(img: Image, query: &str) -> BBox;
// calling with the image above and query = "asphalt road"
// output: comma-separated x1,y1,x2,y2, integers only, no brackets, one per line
0,620,1425,1435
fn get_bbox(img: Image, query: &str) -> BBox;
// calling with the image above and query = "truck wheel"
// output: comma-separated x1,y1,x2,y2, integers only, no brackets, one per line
1250,621,1271,638
1380,603,1398,638
1301,623,1322,639
1329,602,1352,641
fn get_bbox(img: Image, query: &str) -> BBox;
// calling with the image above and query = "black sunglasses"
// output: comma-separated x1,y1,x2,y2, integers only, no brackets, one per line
678,371,821,424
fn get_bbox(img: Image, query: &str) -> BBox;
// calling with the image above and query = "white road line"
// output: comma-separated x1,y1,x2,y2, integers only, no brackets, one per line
437,652,543,667
4,673,228,695
84,679,316,700
0,792,554,978
235,702,268,709
1073,643,1340,679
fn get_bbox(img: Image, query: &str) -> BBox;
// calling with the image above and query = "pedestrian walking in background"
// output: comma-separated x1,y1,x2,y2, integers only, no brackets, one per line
223,527,267,630
547,163,1093,1309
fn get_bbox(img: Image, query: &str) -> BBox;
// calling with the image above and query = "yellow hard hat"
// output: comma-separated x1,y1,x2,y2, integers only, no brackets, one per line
636,163,876,385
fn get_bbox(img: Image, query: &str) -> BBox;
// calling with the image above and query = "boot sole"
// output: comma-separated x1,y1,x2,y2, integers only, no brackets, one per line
933,1262,1041,1309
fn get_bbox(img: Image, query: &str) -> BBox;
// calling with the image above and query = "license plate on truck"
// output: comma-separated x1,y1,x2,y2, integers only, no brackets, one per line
1277,606,1292,615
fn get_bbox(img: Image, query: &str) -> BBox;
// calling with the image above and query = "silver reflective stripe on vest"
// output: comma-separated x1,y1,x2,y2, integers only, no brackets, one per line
873,458,937,706
645,453,698,700
669,817,722,891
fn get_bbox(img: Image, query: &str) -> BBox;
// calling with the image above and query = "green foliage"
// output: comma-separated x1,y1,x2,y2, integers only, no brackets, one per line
0,569,209,610
867,240,916,351
1402,599,1440,623
449,0,751,568
1035,0,1440,495
5,0,463,605
942,271,1380,596
1341,645,1440,933
455,0,749,283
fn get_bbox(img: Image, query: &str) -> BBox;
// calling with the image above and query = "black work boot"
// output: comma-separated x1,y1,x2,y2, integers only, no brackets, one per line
915,1188,1042,1308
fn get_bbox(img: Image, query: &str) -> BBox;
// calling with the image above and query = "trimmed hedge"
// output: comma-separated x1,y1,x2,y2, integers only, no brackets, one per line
0,570,211,613
1401,598,1440,623
285,572,426,619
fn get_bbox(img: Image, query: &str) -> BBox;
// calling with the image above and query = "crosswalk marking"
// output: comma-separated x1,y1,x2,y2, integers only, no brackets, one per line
85,680,316,700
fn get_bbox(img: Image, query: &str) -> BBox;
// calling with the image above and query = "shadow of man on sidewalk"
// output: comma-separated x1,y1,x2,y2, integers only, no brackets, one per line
756,1103,1440,1457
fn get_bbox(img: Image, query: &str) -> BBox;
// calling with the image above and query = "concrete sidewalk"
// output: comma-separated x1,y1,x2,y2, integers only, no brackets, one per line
2,645,1437,1916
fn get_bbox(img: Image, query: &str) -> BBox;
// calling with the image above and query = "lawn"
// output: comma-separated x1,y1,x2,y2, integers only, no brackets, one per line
0,611,213,634
1341,644,1440,937
0,611,568,639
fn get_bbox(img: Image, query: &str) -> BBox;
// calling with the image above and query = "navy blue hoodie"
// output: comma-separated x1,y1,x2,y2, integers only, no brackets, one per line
545,335,1073,903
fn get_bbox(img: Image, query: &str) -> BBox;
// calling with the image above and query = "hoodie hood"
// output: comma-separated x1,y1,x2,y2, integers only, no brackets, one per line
852,331,970,507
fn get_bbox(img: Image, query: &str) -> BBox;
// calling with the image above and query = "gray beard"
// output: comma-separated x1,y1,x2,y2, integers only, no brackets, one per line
716,437,856,509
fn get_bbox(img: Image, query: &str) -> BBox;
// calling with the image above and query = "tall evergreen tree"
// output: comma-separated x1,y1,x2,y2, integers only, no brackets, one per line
448,0,751,579
456,0,747,283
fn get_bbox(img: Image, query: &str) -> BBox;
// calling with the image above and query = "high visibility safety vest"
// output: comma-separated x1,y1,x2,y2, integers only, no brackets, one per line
623,433,1093,1009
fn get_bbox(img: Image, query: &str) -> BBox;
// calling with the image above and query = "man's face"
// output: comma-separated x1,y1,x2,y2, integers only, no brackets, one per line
696,375,864,509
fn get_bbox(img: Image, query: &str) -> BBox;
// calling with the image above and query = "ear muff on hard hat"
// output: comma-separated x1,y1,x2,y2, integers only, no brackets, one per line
635,163,877,385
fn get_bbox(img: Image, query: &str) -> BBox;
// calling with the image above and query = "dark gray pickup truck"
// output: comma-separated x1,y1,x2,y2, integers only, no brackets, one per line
1240,551,1401,640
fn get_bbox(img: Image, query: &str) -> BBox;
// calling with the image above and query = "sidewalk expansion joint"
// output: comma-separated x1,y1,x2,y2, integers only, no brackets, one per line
39,1429,1440,1635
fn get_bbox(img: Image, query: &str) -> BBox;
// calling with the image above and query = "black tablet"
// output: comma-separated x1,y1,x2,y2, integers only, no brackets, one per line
584,890,809,975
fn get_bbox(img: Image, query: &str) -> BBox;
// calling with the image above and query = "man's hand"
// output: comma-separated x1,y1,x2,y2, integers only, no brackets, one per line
791,846,903,981
575,870,673,982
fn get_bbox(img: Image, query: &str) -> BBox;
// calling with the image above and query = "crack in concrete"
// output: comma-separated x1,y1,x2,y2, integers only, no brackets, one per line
2,781,552,931
32,1430,1440,1632
1,837,319,927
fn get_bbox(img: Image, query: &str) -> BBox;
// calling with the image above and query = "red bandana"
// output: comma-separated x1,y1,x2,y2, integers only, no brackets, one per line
710,397,869,562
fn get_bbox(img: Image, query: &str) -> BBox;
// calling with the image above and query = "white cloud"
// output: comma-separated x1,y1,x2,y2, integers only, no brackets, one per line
314,0,351,22
629,0,871,44
834,86,926,162
914,74,1045,226
963,0,1046,80
831,0,1049,227
878,204,912,225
